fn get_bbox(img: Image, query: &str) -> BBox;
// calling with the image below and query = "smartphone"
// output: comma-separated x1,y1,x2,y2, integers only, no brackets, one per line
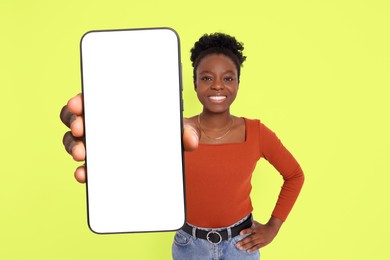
80,28,185,234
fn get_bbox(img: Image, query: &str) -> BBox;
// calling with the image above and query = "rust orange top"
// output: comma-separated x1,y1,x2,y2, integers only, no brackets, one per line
184,118,304,228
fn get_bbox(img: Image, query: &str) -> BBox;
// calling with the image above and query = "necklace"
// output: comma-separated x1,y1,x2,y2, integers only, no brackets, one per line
198,114,234,141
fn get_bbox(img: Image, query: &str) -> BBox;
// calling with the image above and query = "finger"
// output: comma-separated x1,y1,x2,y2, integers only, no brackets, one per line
246,244,262,253
63,131,77,154
71,141,86,161
236,233,255,248
67,93,83,115
62,131,85,161
74,165,86,183
247,239,270,251
183,125,199,151
239,236,262,251
60,105,76,128
240,227,253,236
70,115,84,137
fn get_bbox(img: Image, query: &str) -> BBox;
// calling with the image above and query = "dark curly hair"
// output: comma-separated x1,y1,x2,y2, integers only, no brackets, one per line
190,33,246,82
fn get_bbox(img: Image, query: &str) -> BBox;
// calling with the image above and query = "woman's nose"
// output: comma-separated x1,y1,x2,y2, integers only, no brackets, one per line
211,79,224,90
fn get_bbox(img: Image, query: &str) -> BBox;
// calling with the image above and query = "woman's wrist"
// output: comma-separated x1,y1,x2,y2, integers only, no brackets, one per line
266,216,283,235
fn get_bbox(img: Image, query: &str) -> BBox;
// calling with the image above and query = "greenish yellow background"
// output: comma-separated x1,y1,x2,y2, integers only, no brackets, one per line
1,0,389,259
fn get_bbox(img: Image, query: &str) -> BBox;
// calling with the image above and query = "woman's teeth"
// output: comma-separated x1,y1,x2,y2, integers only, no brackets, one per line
209,96,226,101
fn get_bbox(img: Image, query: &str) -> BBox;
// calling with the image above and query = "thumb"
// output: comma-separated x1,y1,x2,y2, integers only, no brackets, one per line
240,227,254,236
183,124,199,151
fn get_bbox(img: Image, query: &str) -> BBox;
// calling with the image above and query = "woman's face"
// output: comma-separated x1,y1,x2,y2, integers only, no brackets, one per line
195,54,239,114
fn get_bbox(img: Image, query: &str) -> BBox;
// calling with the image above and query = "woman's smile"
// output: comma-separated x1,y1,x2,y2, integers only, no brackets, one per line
208,95,227,103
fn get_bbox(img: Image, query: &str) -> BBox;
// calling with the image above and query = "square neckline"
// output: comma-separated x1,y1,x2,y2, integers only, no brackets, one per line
198,117,248,147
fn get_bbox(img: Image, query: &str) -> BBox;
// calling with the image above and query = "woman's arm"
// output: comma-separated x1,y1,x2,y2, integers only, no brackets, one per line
259,122,305,222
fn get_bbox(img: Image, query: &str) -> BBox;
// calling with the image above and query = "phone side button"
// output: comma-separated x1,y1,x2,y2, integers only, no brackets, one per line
180,63,183,91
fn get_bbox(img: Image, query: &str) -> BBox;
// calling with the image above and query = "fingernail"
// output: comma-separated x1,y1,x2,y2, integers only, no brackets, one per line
67,141,76,154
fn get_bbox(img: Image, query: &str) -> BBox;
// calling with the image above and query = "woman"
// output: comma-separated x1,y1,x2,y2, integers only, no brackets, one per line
61,33,304,259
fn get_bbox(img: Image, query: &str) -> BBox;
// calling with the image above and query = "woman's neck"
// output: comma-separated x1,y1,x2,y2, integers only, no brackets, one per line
199,110,232,130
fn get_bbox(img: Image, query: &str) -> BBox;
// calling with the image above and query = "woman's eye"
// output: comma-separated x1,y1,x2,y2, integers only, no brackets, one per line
201,76,212,81
224,77,234,82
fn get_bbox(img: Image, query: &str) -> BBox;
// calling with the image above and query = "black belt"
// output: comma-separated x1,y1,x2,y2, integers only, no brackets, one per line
181,214,253,245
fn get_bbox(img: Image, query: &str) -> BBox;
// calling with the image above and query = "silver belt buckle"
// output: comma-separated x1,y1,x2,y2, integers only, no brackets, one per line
206,230,222,245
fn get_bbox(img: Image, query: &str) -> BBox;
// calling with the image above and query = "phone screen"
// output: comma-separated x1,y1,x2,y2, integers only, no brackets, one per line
80,28,185,234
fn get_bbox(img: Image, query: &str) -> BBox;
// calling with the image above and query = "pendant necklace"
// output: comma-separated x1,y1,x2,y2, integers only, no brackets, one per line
198,114,234,141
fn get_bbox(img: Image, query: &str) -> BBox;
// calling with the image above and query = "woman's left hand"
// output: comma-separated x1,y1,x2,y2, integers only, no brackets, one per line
236,217,283,253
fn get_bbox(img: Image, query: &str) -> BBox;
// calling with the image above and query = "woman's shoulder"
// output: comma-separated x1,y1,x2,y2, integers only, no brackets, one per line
242,117,262,128
242,117,276,136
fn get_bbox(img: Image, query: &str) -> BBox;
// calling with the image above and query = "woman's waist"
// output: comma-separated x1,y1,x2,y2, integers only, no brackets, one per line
186,204,253,229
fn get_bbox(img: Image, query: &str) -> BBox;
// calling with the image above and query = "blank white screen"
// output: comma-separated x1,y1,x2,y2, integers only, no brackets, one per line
81,28,185,233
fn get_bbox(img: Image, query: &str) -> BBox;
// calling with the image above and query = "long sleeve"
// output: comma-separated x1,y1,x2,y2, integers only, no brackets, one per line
259,122,305,221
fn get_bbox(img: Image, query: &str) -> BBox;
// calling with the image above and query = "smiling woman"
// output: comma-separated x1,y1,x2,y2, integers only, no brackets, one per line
172,33,305,259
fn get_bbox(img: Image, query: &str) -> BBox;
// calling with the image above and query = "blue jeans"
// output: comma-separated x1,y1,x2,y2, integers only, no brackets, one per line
172,215,260,260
